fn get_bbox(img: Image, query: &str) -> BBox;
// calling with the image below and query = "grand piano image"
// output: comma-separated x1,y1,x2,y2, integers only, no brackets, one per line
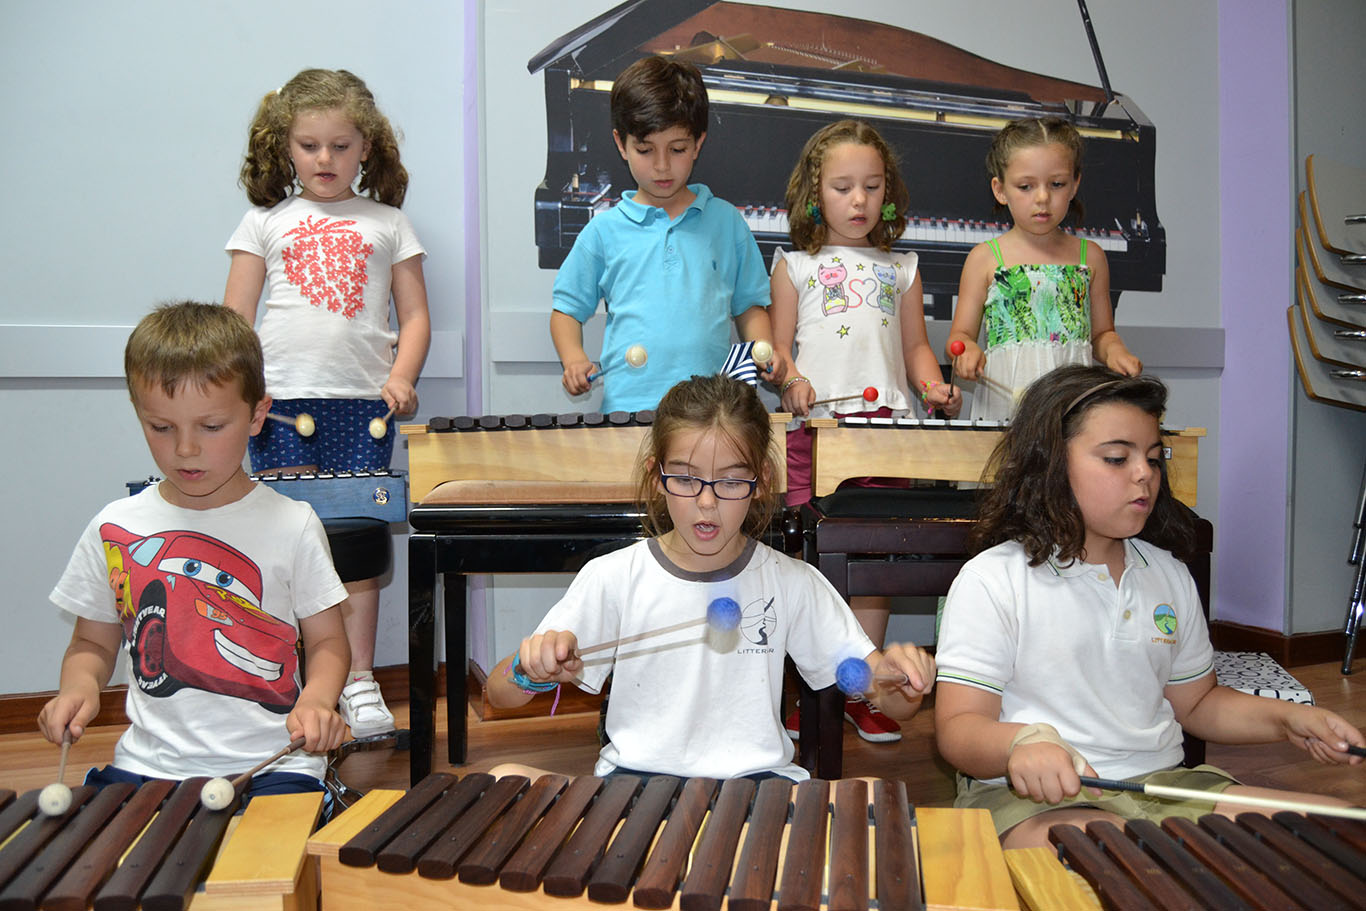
528,0,1163,316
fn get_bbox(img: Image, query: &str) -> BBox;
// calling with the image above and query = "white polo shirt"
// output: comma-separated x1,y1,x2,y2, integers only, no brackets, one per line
936,538,1213,783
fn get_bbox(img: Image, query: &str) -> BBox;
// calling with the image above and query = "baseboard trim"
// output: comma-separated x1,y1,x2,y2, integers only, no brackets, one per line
1208,621,1344,668
0,686,132,737
1,665,419,737
0,661,607,736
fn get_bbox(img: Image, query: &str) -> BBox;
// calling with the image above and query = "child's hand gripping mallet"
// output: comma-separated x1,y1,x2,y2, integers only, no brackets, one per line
587,344,648,383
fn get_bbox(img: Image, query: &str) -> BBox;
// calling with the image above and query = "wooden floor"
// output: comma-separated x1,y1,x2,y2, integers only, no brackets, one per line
4,660,1366,810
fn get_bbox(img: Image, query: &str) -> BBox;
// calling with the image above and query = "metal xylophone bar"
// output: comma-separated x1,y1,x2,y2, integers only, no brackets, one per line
1047,810,1366,911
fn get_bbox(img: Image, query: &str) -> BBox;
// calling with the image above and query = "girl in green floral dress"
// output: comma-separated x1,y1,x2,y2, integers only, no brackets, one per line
947,117,1142,421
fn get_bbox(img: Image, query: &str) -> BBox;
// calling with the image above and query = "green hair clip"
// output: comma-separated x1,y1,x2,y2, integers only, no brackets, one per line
806,201,822,225
881,202,897,222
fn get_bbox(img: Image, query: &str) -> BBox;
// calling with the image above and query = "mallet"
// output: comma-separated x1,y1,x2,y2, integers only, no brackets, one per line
587,344,648,382
199,736,307,811
37,732,74,817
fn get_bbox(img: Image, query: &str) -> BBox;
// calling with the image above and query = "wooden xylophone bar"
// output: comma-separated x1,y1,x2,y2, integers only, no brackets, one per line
307,771,1024,911
1021,809,1366,911
807,417,1206,506
0,781,322,911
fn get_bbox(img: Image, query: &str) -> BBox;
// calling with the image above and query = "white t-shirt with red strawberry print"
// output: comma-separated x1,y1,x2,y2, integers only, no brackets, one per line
227,195,426,399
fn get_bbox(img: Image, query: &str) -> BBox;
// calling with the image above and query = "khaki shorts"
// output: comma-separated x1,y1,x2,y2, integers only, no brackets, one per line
956,764,1239,836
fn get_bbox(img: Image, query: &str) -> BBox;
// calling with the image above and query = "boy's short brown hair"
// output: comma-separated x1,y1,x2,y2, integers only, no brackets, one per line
611,55,709,140
125,302,265,405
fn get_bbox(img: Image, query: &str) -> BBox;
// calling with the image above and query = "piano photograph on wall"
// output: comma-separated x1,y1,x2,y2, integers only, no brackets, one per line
528,0,1163,317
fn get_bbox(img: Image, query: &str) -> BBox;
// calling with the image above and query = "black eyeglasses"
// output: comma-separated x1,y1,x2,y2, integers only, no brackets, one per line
658,469,758,500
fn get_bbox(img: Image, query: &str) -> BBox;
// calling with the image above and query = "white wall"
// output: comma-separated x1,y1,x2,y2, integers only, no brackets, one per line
1288,0,1366,635
22,1,1347,696
0,0,467,694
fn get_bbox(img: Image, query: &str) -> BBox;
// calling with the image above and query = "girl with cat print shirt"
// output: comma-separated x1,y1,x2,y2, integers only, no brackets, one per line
770,119,960,744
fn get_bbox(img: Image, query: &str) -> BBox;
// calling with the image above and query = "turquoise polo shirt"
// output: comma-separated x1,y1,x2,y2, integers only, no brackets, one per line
552,184,770,413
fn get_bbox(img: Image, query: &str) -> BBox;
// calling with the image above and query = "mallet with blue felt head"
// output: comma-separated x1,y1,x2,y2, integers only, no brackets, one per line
576,597,743,657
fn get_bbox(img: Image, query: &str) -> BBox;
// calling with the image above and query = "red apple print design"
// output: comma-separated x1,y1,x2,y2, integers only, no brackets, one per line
282,216,373,319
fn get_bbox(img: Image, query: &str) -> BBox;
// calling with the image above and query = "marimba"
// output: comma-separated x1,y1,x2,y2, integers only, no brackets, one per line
402,412,791,784
307,772,1023,911
308,771,1366,911
1029,810,1366,911
807,417,1205,506
0,781,322,910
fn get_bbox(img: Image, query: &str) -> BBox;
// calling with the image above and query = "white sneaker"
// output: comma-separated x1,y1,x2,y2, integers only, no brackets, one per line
339,678,395,738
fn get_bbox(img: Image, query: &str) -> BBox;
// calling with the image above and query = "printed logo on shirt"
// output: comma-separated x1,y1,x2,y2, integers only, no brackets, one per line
101,523,300,713
282,216,373,318
735,595,778,654
1151,603,1178,644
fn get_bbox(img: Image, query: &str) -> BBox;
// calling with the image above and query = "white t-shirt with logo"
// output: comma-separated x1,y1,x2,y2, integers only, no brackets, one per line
935,537,1214,783
534,538,874,780
50,484,348,781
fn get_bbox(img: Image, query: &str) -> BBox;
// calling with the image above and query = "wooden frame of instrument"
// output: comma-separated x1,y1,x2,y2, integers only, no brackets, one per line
401,413,791,504
807,418,1205,506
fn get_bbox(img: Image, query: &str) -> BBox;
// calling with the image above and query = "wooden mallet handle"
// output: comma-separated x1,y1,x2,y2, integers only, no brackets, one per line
230,736,307,789
809,386,879,409
1079,775,1366,820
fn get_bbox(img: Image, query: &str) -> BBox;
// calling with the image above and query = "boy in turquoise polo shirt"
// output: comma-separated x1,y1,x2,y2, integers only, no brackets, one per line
550,55,787,413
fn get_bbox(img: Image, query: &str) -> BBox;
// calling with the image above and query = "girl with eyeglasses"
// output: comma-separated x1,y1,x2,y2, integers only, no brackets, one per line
485,374,934,781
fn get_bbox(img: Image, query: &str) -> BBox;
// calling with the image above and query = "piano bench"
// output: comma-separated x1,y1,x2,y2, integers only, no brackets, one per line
322,517,392,583
798,487,977,779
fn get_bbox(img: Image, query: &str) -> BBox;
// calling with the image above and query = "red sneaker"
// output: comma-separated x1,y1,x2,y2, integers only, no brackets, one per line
843,696,901,743
784,706,801,739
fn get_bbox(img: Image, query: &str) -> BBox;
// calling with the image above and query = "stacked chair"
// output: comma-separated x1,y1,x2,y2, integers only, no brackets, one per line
1291,155,1366,673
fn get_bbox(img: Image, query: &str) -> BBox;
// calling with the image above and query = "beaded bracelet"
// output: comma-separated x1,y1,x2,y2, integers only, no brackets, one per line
781,376,811,394
919,380,940,404
508,654,561,694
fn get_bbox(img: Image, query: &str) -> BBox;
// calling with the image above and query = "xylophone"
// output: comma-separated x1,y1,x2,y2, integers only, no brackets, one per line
127,470,409,524
400,411,790,503
1021,810,1366,911
806,417,1206,506
308,771,1366,911
0,781,322,910
306,772,1022,911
